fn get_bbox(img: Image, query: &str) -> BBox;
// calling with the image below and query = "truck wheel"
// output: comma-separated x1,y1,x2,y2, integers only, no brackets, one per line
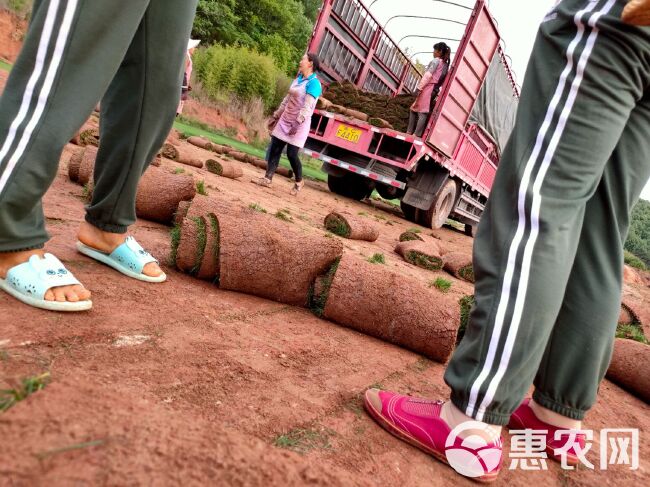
400,201,419,223
465,223,478,237
327,174,373,201
421,179,458,229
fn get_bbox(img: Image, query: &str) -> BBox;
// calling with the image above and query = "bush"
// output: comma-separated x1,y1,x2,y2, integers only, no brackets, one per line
624,251,647,271
193,44,284,111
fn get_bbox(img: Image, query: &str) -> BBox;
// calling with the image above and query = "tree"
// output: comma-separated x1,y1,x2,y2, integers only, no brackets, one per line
625,199,650,267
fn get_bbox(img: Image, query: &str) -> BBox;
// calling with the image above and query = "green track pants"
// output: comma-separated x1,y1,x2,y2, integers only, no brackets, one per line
0,0,198,251
444,0,650,425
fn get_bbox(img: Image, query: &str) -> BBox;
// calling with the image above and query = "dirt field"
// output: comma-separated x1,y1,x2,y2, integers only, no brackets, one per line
0,136,648,486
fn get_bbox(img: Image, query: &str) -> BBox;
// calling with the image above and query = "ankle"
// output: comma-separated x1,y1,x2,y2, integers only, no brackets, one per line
441,401,502,440
0,249,46,277
529,399,582,430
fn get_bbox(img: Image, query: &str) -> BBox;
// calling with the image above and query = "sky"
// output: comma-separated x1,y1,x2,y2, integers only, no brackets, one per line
359,0,650,200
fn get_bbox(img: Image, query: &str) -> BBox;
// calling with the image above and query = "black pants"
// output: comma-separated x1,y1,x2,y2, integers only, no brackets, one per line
266,136,303,182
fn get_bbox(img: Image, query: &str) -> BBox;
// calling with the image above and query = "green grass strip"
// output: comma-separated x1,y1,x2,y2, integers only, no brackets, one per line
208,214,221,286
309,258,341,317
0,372,50,413
0,59,12,72
190,217,207,276
458,296,476,345
169,224,182,266
406,251,443,271
324,214,351,238
459,265,475,283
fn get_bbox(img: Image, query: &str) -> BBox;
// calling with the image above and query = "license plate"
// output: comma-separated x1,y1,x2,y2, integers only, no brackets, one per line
336,125,362,144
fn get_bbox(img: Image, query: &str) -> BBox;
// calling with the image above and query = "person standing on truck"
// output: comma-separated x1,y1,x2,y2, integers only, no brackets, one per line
253,53,322,196
406,42,451,137
364,0,650,482
0,1,198,311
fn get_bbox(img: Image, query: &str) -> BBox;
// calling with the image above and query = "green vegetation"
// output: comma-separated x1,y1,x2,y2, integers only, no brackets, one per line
275,209,293,222
624,250,647,271
405,252,443,271
407,227,421,234
309,258,340,317
457,295,476,345
324,214,350,238
616,323,648,345
196,180,208,196
1,372,50,412
274,427,334,454
174,167,185,174
191,217,207,275
249,202,267,213
0,59,12,72
1,0,31,17
169,225,182,265
430,277,452,293
367,253,386,265
625,200,650,268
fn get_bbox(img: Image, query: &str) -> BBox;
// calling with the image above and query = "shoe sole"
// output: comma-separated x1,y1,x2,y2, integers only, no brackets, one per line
363,392,499,483
77,242,166,283
0,278,92,312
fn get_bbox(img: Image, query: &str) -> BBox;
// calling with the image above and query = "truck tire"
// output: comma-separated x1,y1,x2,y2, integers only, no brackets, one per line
420,179,458,229
465,223,478,238
327,174,373,201
400,201,419,223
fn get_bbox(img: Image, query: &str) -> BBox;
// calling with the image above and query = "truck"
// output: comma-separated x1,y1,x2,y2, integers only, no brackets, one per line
302,0,520,235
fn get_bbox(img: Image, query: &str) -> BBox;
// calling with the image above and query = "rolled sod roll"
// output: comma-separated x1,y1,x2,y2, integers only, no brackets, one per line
443,252,475,283
197,213,220,281
79,128,100,147
249,158,294,179
174,200,192,227
399,231,424,242
369,117,393,129
217,206,344,306
135,166,196,224
162,143,179,161
68,146,98,185
170,147,203,169
175,216,207,275
315,254,459,363
606,339,650,403
329,104,347,115
324,212,379,242
187,136,214,151
344,108,369,122
395,240,443,271
206,158,243,180
229,151,249,163
213,144,233,155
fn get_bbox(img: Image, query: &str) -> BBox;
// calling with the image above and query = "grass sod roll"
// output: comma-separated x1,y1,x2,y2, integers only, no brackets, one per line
175,217,207,275
324,212,379,242
308,258,341,317
187,136,214,151
162,143,180,161
399,231,424,243
135,166,196,224
206,158,244,179
196,213,220,282
395,240,443,271
68,146,98,186
320,254,459,363
218,205,344,307
175,148,204,169
443,251,475,283
79,128,99,147
606,338,650,403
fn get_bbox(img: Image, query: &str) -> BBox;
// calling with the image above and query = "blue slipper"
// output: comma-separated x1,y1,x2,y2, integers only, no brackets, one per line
76,237,166,283
0,253,92,312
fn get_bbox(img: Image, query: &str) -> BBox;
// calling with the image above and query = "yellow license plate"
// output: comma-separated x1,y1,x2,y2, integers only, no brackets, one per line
336,125,362,144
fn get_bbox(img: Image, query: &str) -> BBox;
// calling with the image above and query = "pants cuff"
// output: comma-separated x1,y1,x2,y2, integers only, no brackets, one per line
532,390,586,421
0,242,46,253
85,213,128,234
449,391,512,426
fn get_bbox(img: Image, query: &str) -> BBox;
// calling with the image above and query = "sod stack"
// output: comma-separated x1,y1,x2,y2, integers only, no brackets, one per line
172,197,344,306
324,212,379,242
395,240,444,271
206,158,243,180
443,252,475,283
323,82,416,133
311,254,459,363
606,339,650,403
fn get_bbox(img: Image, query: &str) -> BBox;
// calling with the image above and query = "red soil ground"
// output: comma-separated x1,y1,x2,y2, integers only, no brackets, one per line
0,139,648,486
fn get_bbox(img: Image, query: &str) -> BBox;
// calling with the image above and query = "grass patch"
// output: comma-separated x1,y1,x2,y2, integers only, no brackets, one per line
208,214,221,286
249,202,267,213
459,265,475,283
174,167,185,174
196,180,208,196
0,59,12,72
407,227,422,234
274,427,334,455
616,323,648,345
169,224,181,266
81,182,93,202
405,252,443,271
0,372,50,413
324,214,350,238
367,253,386,265
308,258,341,317
624,251,647,271
275,209,293,222
190,217,207,275
430,277,452,293
358,211,368,217
458,295,476,345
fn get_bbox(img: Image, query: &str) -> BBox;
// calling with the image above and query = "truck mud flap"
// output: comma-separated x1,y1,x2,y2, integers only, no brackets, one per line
402,166,449,211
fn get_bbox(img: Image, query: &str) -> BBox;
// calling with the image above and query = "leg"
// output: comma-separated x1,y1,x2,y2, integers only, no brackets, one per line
444,0,650,425
286,144,303,182
265,136,286,180
532,93,650,420
415,113,429,137
406,111,418,134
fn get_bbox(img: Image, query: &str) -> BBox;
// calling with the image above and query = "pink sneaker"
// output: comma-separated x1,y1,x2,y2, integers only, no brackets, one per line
364,389,503,483
508,398,586,466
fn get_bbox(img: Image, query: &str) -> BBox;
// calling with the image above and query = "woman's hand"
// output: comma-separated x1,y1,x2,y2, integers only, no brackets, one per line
267,116,278,133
